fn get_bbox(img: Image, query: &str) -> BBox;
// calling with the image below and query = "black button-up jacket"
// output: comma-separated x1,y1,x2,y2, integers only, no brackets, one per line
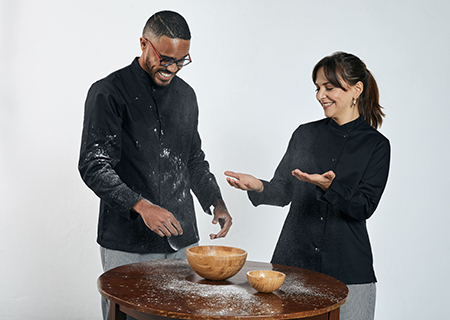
249,116,390,284
79,58,221,253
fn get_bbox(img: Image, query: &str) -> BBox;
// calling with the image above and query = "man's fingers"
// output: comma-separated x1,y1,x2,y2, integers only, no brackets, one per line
213,225,229,238
169,218,183,236
218,217,226,229
150,224,168,237
211,217,232,239
162,218,183,237
149,215,183,237
158,226,171,237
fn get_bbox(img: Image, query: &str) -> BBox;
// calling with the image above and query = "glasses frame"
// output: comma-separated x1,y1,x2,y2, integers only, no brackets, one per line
143,37,192,68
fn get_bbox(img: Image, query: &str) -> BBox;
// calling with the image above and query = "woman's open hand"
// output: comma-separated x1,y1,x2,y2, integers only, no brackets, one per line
292,169,335,191
224,171,264,193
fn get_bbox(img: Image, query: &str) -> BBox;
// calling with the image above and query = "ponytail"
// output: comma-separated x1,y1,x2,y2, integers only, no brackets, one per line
358,69,385,129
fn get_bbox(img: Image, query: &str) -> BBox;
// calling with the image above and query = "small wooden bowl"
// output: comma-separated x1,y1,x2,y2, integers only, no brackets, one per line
186,245,247,281
246,270,286,293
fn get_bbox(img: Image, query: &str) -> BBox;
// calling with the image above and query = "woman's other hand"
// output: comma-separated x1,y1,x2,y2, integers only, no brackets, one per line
292,169,335,191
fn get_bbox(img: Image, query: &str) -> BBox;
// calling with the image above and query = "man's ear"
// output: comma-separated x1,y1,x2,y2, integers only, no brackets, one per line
139,37,147,51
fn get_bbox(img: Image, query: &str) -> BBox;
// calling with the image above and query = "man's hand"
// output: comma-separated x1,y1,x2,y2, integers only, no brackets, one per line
224,171,264,193
209,199,232,240
292,169,336,191
133,199,183,237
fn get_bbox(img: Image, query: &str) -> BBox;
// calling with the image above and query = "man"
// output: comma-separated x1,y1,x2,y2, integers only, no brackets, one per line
78,11,232,319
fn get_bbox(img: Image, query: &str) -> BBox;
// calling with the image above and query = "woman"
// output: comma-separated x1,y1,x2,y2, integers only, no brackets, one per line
225,52,390,320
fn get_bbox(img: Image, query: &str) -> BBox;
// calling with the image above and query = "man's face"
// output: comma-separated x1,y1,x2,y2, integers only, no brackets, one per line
139,36,190,88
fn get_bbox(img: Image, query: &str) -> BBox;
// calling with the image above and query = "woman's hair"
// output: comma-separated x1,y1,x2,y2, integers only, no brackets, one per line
312,52,385,129
143,10,191,40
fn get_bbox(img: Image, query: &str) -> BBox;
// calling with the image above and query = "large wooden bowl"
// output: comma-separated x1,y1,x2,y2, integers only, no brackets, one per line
246,270,286,293
186,245,247,281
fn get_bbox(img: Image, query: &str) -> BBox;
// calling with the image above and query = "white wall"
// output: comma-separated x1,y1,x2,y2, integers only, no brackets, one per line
1,0,449,319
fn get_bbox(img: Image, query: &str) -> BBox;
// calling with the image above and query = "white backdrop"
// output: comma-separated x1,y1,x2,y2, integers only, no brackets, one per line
1,0,449,319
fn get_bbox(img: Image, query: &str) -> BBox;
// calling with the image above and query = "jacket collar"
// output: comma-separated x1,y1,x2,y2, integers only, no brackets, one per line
131,57,175,94
328,115,365,132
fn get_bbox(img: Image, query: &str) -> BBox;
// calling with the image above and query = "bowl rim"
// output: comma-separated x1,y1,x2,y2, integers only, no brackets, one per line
187,245,247,257
246,270,286,278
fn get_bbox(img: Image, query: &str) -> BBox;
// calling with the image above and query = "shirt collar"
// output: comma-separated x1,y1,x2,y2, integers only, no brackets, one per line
132,57,153,85
131,57,174,93
328,115,365,132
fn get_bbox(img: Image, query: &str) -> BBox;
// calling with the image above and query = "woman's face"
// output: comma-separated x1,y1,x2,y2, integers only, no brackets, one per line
314,67,361,125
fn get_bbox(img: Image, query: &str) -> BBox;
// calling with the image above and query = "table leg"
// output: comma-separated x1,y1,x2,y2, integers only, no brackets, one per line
120,305,171,320
298,307,340,320
109,300,127,320
328,307,340,320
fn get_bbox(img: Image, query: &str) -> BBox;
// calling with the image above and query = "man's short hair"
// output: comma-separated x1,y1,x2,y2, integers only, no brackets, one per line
143,11,191,40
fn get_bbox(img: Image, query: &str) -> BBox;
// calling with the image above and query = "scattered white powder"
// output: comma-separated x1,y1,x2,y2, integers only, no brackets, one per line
107,260,345,317
161,148,170,158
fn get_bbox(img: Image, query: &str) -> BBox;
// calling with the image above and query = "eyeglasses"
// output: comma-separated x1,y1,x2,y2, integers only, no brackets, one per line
143,38,192,68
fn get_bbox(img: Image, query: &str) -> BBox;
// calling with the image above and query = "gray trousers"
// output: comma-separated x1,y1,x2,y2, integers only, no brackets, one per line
340,282,376,320
100,243,198,320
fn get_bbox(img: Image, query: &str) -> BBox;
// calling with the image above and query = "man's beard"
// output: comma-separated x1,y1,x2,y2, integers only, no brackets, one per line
146,59,173,89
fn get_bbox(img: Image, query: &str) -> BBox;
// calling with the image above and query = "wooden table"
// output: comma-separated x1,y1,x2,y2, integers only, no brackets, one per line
98,260,348,320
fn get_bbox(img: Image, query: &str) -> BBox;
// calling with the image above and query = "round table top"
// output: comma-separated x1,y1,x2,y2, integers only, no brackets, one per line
98,259,348,319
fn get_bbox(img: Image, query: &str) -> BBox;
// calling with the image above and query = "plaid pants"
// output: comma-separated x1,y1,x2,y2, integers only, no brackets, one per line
340,282,376,320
